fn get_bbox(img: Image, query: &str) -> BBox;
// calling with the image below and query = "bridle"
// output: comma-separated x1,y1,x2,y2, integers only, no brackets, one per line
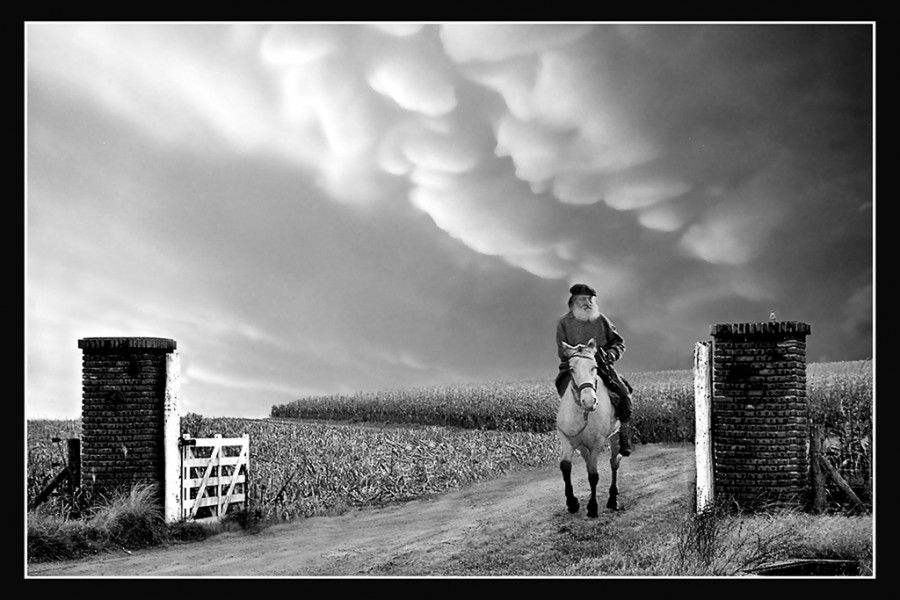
571,376,598,403
559,352,600,437
567,353,599,405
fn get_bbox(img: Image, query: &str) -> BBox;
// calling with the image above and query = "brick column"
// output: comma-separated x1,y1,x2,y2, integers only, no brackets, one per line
78,337,179,506
709,321,811,510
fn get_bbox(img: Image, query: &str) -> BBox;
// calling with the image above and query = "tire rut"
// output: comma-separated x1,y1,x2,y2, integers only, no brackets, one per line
27,444,695,577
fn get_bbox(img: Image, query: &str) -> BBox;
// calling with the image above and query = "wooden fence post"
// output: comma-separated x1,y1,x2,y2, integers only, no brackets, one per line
819,454,865,511
27,438,82,511
810,423,865,513
810,424,826,513
867,430,873,505
66,438,81,495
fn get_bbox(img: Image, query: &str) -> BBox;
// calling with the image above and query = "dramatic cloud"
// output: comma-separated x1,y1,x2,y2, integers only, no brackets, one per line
440,24,594,63
26,23,873,419
367,53,458,116
604,179,692,211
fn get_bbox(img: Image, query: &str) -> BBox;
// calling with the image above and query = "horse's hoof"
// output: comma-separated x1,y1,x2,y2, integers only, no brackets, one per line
567,499,580,514
587,500,598,518
607,499,619,511
587,508,598,518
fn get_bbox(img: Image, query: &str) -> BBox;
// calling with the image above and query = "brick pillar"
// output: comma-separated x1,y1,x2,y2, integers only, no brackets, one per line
709,321,811,510
78,337,179,507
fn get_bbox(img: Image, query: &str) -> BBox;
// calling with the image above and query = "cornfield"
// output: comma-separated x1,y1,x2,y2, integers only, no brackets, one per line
27,360,872,520
200,419,557,521
267,373,697,441
26,419,82,514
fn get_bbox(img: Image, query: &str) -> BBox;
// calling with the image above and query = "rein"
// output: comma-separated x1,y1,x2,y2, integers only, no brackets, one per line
557,356,600,438
569,378,597,410
566,353,598,408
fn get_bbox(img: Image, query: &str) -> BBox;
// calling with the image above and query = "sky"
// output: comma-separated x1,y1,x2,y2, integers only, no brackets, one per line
25,22,874,419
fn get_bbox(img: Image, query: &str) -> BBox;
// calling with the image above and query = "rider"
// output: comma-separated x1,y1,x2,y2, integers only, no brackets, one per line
555,283,635,456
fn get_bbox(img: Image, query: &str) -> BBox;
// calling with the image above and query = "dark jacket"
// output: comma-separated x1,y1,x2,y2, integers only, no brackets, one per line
555,311,632,398
556,311,625,366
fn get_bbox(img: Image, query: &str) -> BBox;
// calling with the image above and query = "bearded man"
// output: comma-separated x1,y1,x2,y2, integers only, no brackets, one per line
555,283,635,456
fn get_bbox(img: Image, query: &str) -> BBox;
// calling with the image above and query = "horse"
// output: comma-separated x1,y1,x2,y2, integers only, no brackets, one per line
556,338,623,517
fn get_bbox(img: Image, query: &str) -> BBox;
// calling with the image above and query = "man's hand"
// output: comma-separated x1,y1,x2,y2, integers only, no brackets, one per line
598,347,621,365
597,347,610,364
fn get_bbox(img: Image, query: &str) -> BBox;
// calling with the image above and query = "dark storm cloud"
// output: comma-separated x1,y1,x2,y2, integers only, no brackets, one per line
26,23,873,418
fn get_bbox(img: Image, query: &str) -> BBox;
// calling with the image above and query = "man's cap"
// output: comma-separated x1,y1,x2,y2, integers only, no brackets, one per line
569,283,596,297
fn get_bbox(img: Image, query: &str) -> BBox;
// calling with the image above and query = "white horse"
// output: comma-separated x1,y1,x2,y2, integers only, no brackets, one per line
556,338,623,517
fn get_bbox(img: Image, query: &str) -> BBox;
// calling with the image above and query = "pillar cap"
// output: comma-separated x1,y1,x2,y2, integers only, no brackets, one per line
709,321,811,337
78,337,177,351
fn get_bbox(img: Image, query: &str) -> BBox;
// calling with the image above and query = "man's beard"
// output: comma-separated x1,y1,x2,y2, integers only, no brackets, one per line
573,303,600,322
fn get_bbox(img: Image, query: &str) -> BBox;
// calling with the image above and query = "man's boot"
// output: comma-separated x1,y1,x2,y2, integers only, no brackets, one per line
618,421,634,457
611,380,634,457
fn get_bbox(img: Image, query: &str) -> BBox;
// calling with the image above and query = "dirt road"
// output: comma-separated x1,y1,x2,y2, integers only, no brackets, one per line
27,444,695,577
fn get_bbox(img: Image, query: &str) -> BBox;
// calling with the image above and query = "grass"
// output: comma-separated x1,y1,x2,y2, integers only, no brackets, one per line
434,494,873,577
536,506,873,578
663,506,874,577
26,463,873,576
26,483,228,563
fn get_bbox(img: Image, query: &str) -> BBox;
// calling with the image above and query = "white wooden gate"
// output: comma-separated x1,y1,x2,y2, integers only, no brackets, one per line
180,433,249,521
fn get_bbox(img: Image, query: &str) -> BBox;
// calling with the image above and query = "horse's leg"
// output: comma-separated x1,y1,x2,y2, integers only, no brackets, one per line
607,450,621,511
586,448,601,518
559,441,579,514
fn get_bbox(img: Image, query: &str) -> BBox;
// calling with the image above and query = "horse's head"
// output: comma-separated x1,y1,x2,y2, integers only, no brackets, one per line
561,338,600,412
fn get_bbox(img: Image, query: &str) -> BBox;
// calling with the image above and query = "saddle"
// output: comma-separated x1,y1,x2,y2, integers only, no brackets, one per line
555,364,633,399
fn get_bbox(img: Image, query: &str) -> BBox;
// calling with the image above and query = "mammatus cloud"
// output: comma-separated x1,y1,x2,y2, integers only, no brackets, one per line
259,23,342,65
461,42,660,206
410,177,546,259
678,154,793,265
26,23,873,420
637,204,688,232
603,179,692,211
679,201,782,265
494,114,574,190
662,275,776,318
408,168,639,304
368,23,425,38
29,23,762,277
399,118,484,174
30,23,868,264
367,53,457,116
440,24,594,63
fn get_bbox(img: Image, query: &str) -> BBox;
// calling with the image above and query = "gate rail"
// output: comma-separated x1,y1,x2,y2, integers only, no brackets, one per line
180,434,249,521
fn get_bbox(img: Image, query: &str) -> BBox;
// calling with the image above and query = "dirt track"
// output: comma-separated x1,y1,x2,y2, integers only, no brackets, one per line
27,443,695,577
